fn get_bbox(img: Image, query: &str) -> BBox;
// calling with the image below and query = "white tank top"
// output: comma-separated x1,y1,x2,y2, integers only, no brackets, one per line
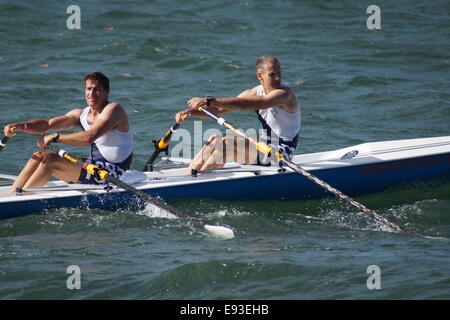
79,106,134,163
256,85,301,144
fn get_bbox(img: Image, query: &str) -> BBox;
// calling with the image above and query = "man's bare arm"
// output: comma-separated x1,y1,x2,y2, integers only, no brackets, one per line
55,103,126,146
3,109,82,136
213,88,292,111
177,88,256,123
186,86,296,114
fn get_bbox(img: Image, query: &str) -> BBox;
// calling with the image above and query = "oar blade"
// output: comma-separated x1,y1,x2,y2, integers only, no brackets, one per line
204,224,235,239
106,172,236,239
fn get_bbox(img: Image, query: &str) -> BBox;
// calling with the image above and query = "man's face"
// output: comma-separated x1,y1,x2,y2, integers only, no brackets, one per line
85,79,109,107
258,63,282,89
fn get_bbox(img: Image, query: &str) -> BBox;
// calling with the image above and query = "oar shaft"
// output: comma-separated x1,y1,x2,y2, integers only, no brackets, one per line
158,122,180,148
197,107,280,161
1,125,234,237
280,159,403,232
0,136,9,151
197,106,404,233
48,144,234,238
143,122,180,171
46,144,188,219
0,128,15,151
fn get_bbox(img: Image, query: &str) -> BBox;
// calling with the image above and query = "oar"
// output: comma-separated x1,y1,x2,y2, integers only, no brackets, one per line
142,122,181,172
45,143,235,239
0,128,15,152
0,136,9,151
142,110,192,172
196,106,404,233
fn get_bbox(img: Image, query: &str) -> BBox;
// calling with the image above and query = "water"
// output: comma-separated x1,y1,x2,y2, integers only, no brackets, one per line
0,0,449,301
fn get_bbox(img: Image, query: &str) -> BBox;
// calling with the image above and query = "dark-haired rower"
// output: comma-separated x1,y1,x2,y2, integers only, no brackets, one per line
3,72,133,193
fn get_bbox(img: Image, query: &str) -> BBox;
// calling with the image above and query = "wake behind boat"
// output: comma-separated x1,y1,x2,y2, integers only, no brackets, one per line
0,135,449,220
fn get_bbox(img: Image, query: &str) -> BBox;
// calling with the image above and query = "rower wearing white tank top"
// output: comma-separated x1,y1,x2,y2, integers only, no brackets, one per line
78,105,133,184
3,72,134,192
254,84,300,164
175,55,301,172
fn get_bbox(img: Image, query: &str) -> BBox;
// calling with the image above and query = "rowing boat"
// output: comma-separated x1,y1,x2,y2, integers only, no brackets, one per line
1,135,449,220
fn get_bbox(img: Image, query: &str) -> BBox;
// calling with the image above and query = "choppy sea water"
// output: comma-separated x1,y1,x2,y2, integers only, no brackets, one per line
0,0,449,302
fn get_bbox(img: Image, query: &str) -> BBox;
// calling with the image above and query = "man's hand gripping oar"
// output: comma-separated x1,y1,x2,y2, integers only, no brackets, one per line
44,143,234,239
195,106,404,233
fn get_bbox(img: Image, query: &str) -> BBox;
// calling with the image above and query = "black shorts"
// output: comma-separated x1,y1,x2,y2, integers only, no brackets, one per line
77,158,127,185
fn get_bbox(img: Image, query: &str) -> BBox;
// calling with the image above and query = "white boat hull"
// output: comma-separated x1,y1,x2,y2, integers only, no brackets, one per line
0,136,449,219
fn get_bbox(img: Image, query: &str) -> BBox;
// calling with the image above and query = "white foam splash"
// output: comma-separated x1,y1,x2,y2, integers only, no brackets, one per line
204,224,235,239
209,209,250,217
137,203,179,219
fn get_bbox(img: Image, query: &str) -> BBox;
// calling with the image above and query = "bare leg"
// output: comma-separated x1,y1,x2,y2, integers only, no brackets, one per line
228,136,257,165
187,134,224,173
200,148,226,170
9,152,45,193
198,136,258,171
9,152,81,193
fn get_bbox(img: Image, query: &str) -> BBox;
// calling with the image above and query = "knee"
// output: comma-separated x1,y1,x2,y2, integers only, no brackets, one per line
205,134,225,149
222,136,236,145
31,152,58,165
207,133,223,144
30,151,47,163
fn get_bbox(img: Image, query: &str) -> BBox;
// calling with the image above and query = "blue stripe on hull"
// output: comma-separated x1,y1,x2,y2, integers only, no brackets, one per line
0,192,143,220
149,153,450,201
1,153,449,219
